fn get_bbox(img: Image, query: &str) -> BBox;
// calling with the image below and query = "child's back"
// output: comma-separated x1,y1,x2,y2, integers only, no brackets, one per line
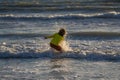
50,33,64,46
45,28,66,52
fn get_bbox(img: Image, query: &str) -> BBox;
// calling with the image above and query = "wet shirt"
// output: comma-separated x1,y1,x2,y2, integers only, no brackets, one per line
48,33,64,46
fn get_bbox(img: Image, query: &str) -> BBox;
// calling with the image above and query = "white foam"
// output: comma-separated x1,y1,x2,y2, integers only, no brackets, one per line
59,40,73,52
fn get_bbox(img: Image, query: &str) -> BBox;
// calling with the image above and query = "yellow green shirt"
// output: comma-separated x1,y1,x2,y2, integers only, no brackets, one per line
47,33,64,46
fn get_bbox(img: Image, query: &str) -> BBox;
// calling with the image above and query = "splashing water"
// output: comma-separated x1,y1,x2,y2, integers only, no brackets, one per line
60,40,73,52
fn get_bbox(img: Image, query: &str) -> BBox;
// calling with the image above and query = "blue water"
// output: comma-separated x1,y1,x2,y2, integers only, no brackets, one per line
0,0,120,80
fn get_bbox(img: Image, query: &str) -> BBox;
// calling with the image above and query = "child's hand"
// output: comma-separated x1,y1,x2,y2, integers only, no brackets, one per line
44,37,47,39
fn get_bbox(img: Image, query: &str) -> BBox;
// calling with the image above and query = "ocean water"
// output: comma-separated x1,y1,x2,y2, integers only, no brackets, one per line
0,0,120,80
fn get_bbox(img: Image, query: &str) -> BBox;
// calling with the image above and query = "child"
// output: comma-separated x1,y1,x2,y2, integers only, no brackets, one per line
45,28,66,52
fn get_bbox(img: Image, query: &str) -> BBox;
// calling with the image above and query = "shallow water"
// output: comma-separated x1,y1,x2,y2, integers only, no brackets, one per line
0,58,119,80
0,0,120,80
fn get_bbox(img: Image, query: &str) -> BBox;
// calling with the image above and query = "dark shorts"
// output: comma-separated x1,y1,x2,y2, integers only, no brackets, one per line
50,43,62,51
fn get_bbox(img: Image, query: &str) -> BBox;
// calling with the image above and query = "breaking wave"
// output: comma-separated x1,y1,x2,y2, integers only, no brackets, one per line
0,50,120,61
0,32,120,39
0,12,120,20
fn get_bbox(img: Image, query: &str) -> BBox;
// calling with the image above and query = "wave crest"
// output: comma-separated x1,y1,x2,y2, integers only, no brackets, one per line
0,50,120,61
0,12,120,20
0,32,120,39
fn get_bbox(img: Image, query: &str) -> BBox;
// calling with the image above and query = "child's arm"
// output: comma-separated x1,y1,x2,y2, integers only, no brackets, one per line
45,35,53,39
44,33,56,39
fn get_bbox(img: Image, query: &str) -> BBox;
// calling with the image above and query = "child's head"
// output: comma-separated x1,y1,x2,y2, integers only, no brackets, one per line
58,28,66,36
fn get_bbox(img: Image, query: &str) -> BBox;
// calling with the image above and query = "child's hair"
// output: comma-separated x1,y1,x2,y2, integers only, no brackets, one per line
58,28,66,36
